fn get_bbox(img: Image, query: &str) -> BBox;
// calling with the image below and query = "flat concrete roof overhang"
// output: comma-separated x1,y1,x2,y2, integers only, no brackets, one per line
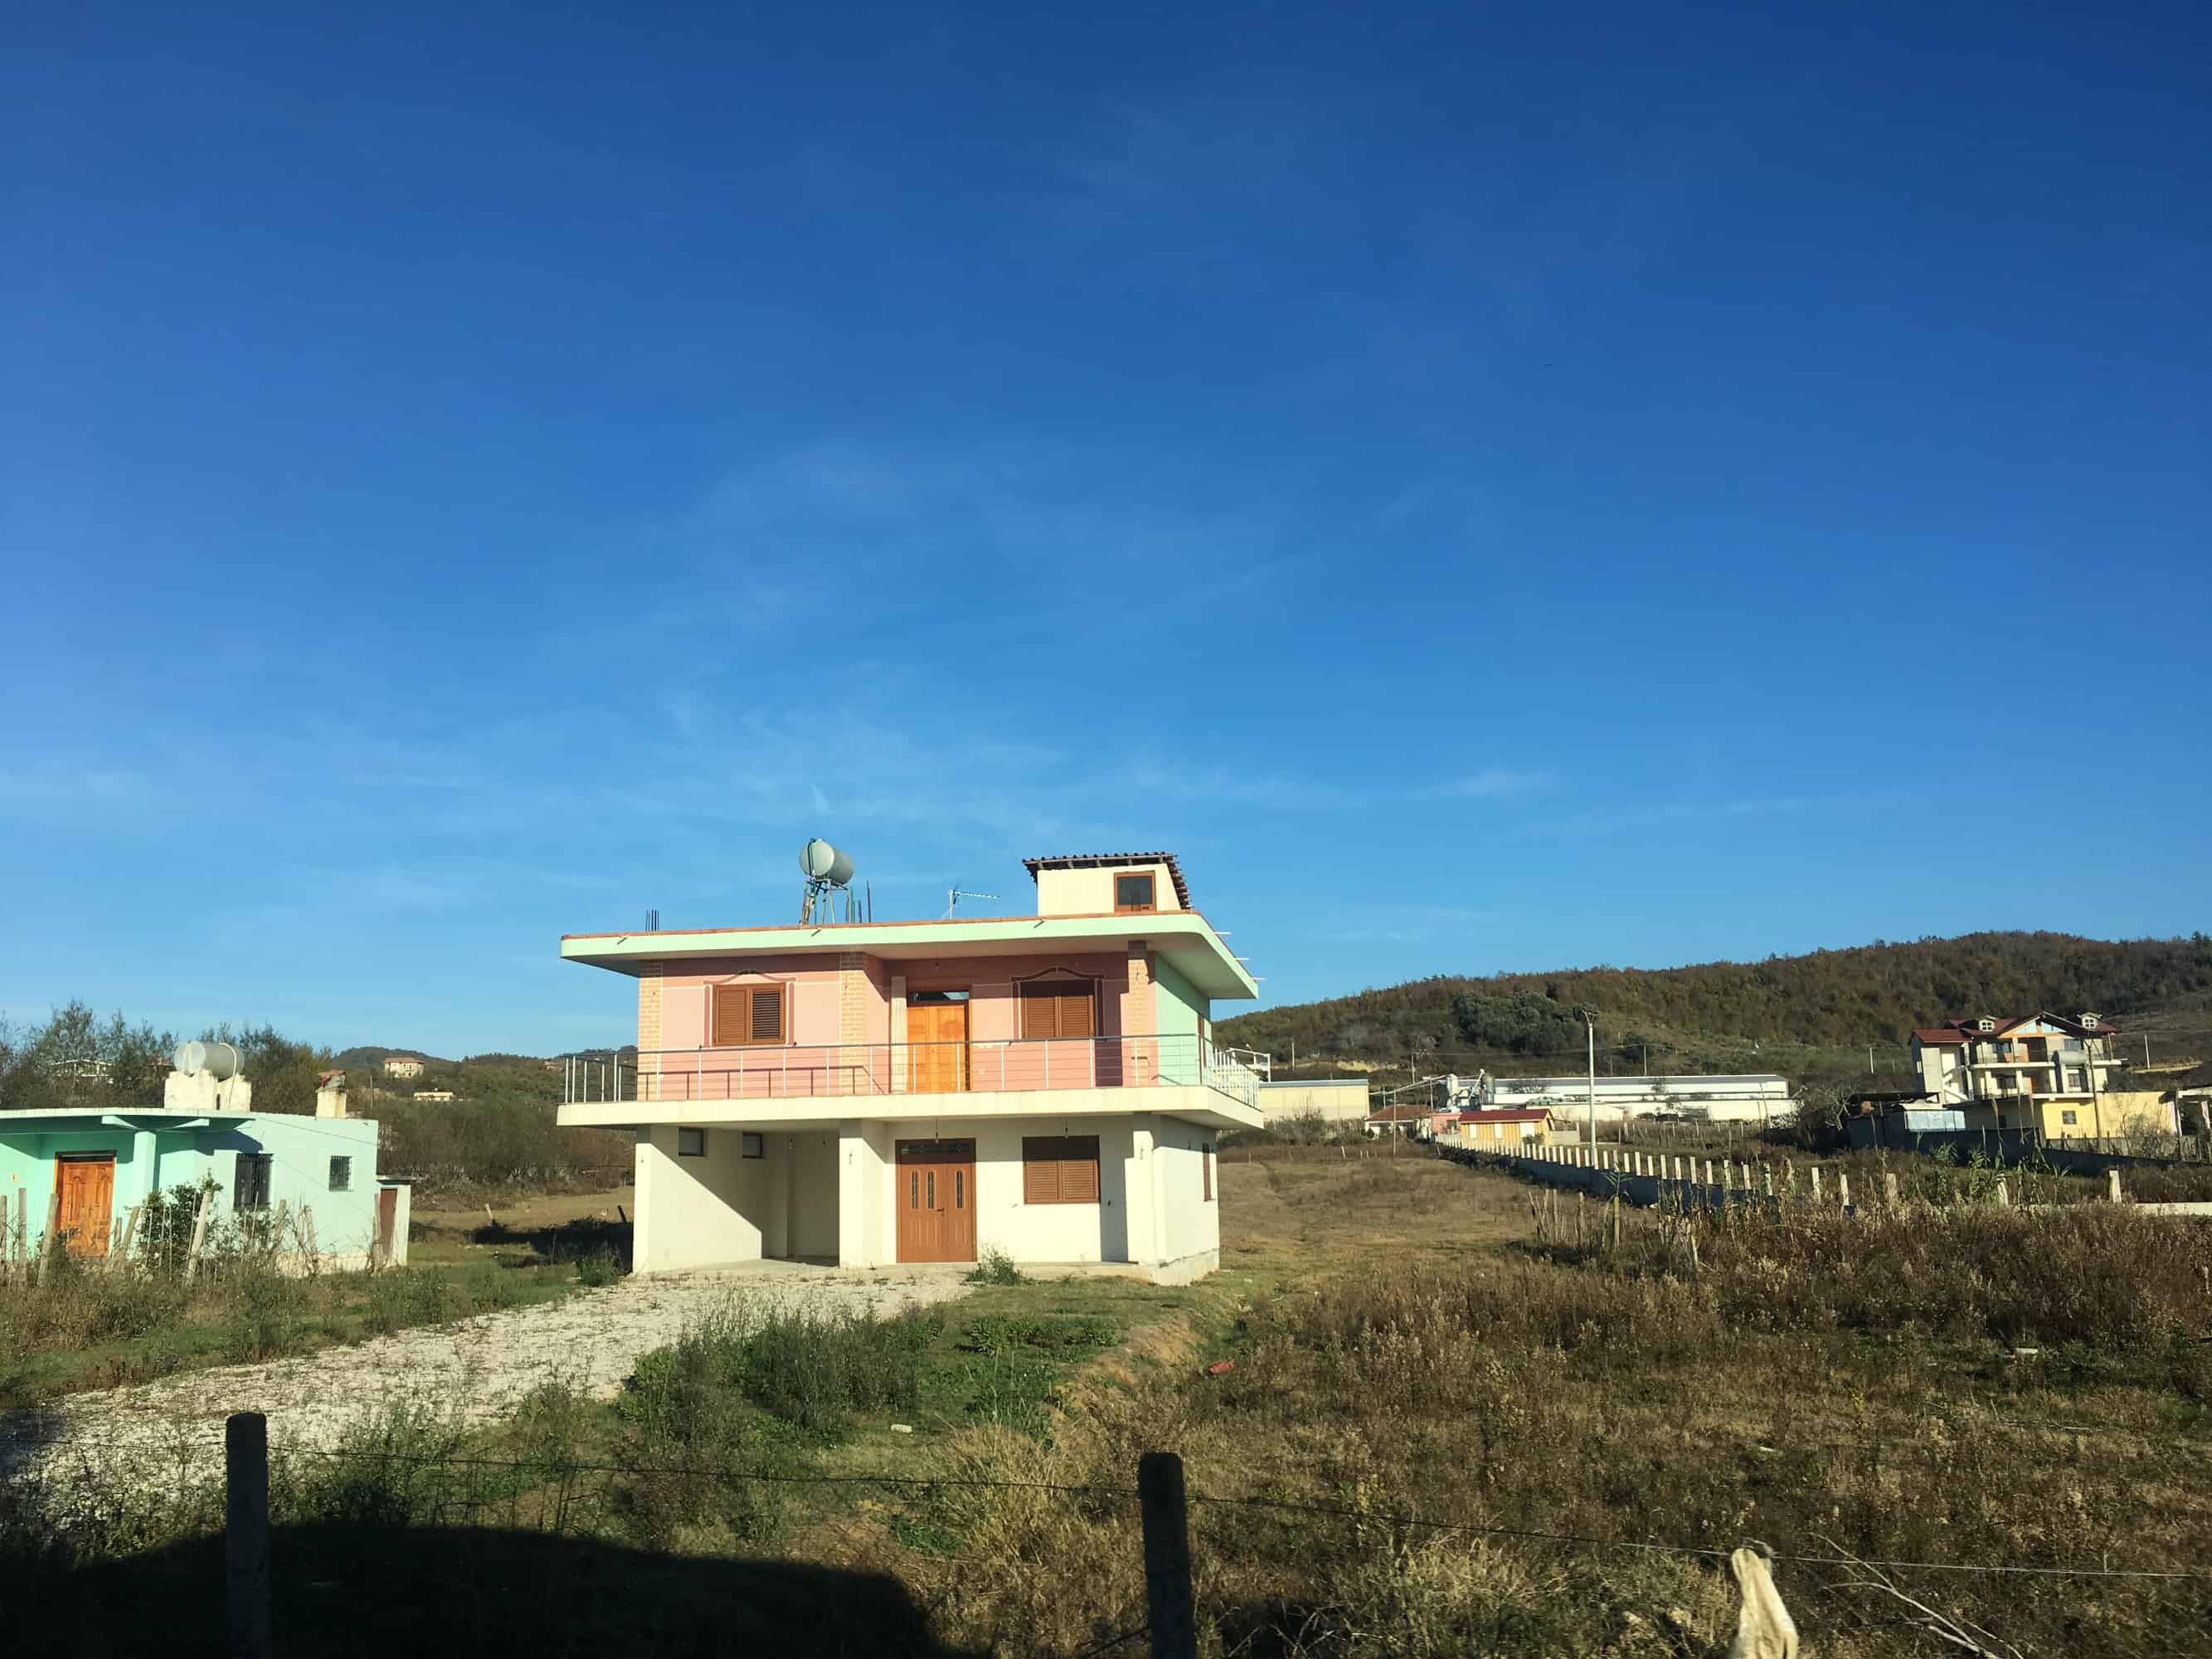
558,1084,1264,1134
560,911,1258,1001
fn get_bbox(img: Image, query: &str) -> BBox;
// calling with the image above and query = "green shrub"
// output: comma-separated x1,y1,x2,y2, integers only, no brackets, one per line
965,1246,1025,1286
574,1250,623,1288
737,1306,938,1436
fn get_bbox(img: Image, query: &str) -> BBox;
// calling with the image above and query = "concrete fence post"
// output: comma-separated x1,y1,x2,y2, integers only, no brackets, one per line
1139,1452,1198,1659
226,1412,271,1659
1810,1167,1823,1204
1838,1172,1850,1209
1883,1172,1898,1205
1996,1178,2010,1207
2107,1169,2123,1204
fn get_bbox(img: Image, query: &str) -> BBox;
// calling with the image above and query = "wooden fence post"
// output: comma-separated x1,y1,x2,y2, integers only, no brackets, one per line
36,1199,61,1286
1139,1452,1198,1659
226,1411,271,1659
187,1187,213,1269
110,1204,143,1272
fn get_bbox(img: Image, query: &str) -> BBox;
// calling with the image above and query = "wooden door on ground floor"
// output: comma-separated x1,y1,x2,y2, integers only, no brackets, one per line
55,1153,115,1257
895,1138,976,1262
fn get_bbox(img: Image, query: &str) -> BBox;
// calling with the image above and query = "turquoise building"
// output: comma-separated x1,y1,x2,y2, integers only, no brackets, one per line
0,1106,409,1268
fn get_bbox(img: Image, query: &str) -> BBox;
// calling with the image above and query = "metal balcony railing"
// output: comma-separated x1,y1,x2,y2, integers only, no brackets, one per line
561,1034,1266,1111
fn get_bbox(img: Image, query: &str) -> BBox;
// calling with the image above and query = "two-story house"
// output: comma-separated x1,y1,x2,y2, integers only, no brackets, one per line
556,852,1263,1282
1908,1012,2174,1138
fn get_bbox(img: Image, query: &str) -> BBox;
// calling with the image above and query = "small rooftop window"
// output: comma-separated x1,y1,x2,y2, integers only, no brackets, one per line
1114,871,1156,912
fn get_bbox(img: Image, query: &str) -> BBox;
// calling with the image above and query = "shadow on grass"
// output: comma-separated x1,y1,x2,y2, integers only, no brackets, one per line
469,1214,633,1269
21,1523,981,1657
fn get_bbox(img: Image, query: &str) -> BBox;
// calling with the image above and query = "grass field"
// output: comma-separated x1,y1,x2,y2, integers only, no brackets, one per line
13,1149,2212,1657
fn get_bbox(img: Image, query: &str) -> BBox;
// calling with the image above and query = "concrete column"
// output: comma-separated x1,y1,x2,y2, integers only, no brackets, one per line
130,1129,160,1231
838,1119,883,1267
634,1130,661,1269
1124,1115,1159,1266
889,975,908,1094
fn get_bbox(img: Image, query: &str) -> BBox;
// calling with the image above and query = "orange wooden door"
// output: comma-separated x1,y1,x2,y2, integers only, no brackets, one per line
56,1154,115,1257
906,995,969,1093
895,1139,976,1262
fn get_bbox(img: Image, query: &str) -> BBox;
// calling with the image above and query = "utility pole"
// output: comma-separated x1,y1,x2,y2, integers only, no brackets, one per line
1585,1014,1597,1152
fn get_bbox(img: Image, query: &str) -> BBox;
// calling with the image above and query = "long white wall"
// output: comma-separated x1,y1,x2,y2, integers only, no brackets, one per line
633,1110,1227,1280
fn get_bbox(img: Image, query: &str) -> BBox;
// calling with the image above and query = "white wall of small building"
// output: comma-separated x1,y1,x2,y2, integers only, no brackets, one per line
1033,863,1184,917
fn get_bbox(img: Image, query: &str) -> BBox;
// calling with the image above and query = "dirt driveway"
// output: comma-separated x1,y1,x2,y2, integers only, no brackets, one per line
2,1263,971,1490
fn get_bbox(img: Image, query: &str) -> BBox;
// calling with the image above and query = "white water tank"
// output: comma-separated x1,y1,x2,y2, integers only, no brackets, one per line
173,1039,242,1081
800,838,854,886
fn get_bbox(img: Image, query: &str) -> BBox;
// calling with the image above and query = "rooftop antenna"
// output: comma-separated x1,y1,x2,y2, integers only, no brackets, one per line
644,907,659,932
800,838,858,923
946,885,998,918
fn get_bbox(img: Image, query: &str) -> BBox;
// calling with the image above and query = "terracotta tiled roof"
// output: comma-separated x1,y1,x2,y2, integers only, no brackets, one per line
1023,852,1192,910
1456,1109,1552,1122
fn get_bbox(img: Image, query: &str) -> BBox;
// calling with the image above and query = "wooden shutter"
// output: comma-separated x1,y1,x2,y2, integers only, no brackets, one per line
1022,1136,1060,1204
1023,1136,1100,1204
1018,980,1096,1040
713,983,787,1046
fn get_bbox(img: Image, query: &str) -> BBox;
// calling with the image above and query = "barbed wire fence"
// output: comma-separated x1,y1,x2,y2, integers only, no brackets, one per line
12,1408,2205,1659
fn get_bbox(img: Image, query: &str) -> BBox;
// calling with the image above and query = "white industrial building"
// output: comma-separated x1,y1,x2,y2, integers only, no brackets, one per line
1447,1071,1792,1123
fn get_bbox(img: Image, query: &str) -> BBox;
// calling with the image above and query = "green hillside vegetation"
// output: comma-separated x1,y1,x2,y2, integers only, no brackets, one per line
1218,931,2212,1098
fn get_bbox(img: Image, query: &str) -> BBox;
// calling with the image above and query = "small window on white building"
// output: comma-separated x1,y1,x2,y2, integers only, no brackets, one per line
328,1156,352,1192
677,1127,707,1157
741,1132,765,1159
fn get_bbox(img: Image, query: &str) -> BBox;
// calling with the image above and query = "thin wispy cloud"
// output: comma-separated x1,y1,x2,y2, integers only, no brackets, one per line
1436,770,1558,800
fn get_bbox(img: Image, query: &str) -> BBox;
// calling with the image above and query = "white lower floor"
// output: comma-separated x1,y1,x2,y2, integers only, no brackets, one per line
630,1111,1223,1283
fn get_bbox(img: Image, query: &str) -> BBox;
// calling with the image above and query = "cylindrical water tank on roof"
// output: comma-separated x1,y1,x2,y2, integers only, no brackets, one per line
800,839,854,886
173,1040,242,1080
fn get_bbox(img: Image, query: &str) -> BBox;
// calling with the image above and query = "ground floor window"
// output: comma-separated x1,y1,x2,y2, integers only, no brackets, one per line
2060,1109,2078,1126
1023,1135,1101,1204
236,1152,273,1211
678,1127,707,1157
741,1131,765,1158
328,1155,352,1191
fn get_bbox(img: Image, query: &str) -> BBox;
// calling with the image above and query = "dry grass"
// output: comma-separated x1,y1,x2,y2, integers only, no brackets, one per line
878,1156,2212,1657
12,1154,2211,1656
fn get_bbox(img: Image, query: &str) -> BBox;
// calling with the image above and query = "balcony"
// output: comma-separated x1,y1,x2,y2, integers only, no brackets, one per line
562,1034,1267,1113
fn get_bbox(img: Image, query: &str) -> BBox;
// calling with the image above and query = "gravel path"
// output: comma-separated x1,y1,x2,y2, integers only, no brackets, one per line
2,1266,972,1491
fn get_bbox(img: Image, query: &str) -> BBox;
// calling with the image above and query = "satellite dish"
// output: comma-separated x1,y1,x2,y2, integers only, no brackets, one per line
800,838,854,887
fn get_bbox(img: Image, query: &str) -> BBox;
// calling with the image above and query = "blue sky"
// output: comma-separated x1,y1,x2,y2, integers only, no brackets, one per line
4,1,2207,1056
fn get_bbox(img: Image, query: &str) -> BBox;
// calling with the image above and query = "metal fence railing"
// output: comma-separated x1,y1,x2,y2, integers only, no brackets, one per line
558,1036,1266,1112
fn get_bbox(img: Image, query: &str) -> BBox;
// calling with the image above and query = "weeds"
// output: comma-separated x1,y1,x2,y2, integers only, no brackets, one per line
965,1245,1026,1286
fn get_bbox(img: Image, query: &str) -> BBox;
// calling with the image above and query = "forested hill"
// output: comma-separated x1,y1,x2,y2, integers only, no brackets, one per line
1217,932,2212,1086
